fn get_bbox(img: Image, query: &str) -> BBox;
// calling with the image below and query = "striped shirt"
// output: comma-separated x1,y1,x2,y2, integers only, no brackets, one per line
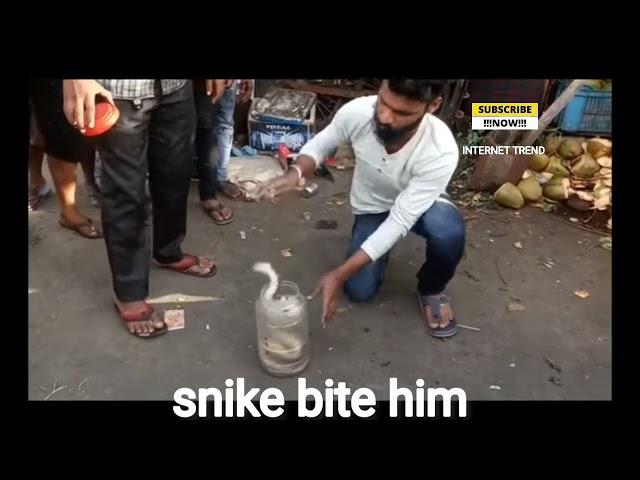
96,80,188,100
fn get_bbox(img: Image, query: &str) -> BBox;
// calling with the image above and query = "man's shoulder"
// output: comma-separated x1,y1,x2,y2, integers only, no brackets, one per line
334,95,377,125
421,114,459,157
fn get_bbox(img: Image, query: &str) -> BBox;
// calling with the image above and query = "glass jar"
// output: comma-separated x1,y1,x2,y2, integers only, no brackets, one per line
255,280,310,377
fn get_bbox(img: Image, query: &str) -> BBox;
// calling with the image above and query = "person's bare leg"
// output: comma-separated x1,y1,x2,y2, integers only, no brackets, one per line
80,149,102,207
29,145,46,191
28,145,48,209
80,149,101,196
48,156,102,237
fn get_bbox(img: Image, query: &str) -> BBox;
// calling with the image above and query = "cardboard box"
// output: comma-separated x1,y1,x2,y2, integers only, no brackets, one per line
248,93,316,153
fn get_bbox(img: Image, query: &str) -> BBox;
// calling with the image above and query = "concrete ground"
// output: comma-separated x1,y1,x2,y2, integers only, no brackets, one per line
28,166,612,401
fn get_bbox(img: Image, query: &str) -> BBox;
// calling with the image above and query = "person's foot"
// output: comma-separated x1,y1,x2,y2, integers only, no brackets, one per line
218,181,243,200
59,209,103,238
417,292,458,338
86,180,101,196
156,254,217,277
87,181,102,207
28,180,51,211
114,297,167,337
201,198,234,225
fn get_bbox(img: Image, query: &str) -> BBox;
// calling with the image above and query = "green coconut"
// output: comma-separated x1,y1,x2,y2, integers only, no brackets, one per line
571,153,601,178
530,154,550,172
543,177,570,201
517,177,542,202
545,156,570,177
558,139,584,160
586,138,612,159
584,80,612,91
542,134,561,155
494,182,525,209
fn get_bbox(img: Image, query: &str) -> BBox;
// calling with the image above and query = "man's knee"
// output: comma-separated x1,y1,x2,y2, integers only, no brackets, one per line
433,218,465,247
344,278,379,303
420,207,466,261
427,224,465,263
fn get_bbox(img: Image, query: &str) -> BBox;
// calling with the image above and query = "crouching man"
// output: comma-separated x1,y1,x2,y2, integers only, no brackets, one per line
255,79,465,338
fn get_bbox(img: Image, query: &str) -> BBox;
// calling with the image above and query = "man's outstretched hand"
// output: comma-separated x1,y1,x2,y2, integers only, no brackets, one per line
249,170,305,202
311,269,344,329
249,155,318,202
309,250,372,328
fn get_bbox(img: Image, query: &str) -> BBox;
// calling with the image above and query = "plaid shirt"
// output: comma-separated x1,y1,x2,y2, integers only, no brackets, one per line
96,79,188,100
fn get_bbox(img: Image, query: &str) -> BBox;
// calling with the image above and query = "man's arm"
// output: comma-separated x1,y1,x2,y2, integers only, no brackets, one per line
360,152,458,262
312,249,371,327
251,105,351,199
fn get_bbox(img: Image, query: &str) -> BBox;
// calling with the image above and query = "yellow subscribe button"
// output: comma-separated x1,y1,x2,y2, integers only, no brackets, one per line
472,103,538,117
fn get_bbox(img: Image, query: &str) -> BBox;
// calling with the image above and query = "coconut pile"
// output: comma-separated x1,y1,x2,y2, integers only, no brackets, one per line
494,135,612,230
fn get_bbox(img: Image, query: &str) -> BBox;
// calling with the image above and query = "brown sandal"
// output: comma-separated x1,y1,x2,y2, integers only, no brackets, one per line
219,181,244,200
202,203,234,225
59,217,103,239
156,254,217,278
115,303,167,338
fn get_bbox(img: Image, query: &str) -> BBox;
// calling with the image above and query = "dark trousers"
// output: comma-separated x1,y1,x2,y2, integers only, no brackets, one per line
96,82,196,302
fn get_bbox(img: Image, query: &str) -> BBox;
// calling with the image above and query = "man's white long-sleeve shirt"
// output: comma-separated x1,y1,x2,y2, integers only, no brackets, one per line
299,95,459,262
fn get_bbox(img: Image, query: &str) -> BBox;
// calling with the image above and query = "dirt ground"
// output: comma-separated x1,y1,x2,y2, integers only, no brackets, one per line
28,166,612,401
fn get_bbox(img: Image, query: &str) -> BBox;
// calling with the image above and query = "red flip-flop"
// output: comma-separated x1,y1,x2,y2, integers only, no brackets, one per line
114,303,167,338
156,254,217,278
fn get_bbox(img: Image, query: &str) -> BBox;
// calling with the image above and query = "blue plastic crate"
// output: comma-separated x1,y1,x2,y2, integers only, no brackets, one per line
555,80,611,137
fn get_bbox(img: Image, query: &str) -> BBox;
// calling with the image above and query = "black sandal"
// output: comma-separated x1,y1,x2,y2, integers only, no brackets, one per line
417,293,459,338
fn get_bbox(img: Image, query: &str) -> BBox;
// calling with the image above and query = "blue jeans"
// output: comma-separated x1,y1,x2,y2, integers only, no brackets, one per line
344,196,466,302
193,83,236,200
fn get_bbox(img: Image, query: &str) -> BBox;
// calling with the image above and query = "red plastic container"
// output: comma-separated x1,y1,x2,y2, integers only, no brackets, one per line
277,143,291,170
82,102,120,137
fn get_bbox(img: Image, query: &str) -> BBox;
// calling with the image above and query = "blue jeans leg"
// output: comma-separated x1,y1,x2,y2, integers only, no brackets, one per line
411,198,466,295
343,213,391,303
213,87,236,184
342,196,465,302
